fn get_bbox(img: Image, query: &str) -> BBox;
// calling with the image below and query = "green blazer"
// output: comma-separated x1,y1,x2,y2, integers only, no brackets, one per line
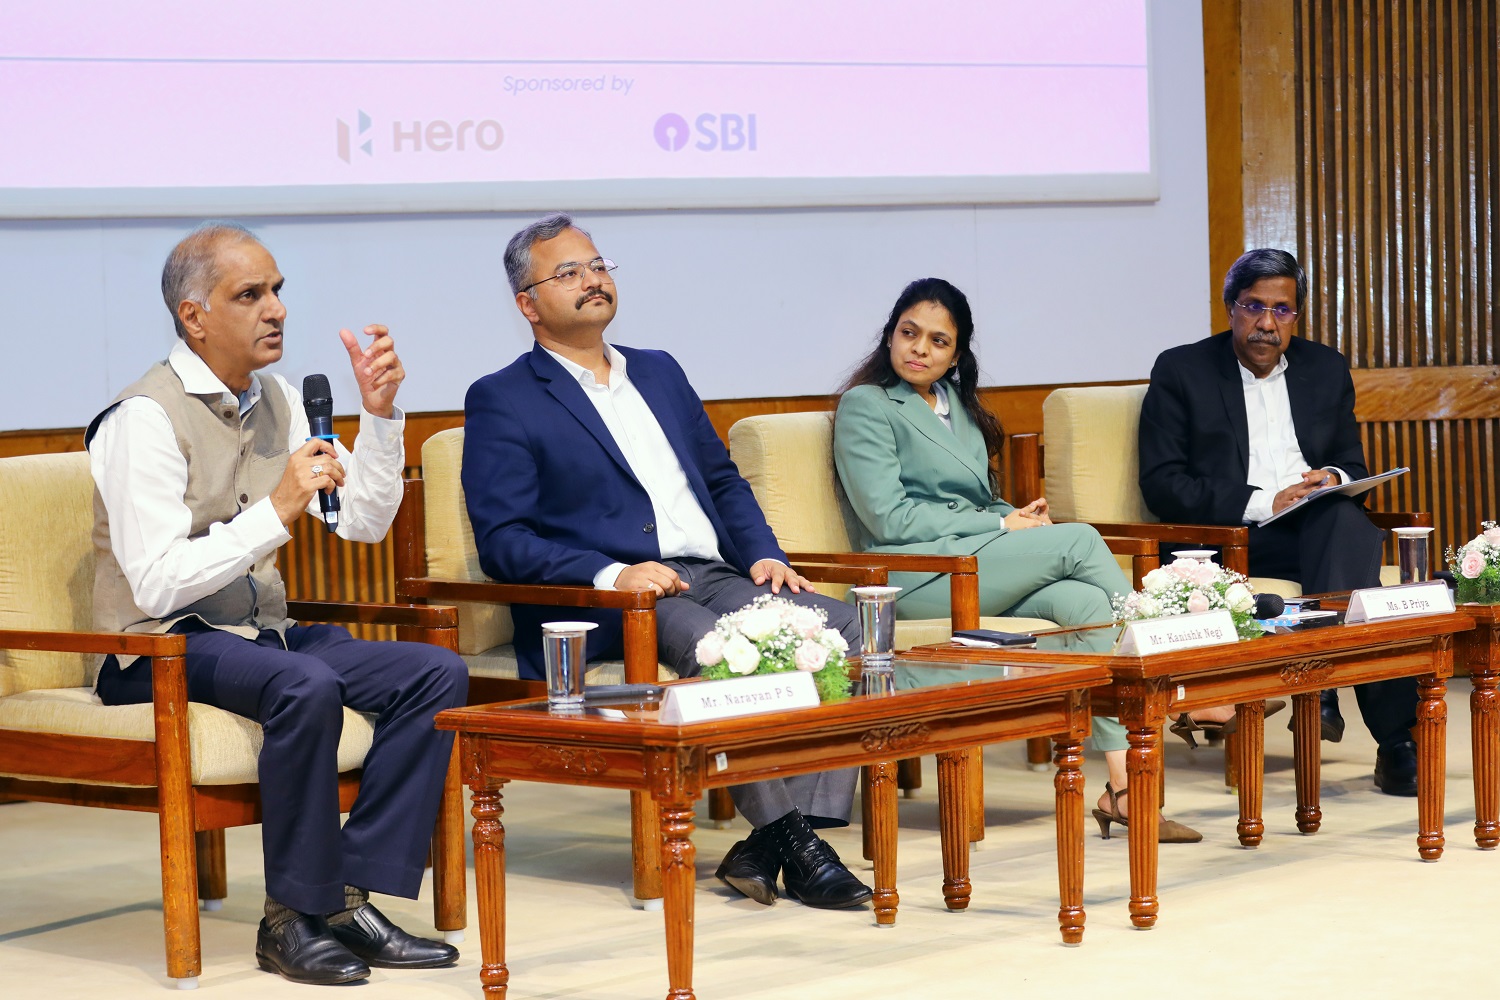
833,382,1016,561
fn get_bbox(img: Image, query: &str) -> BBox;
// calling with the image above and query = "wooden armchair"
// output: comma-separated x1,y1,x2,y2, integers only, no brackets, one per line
727,411,1159,834
0,452,466,989
1018,384,1429,593
393,427,887,904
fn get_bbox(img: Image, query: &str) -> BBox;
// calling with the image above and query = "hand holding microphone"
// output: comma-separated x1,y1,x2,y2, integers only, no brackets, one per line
271,438,344,528
299,373,343,531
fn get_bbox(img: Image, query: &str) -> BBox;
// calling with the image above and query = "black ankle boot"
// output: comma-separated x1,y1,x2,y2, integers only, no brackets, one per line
762,810,872,910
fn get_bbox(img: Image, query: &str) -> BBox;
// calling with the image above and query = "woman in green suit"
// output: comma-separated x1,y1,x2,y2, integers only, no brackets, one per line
834,277,1227,842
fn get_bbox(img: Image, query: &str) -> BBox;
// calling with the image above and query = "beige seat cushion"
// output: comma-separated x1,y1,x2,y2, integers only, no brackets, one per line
464,645,677,684
1042,385,1154,524
422,427,515,656
0,453,97,695
0,688,373,785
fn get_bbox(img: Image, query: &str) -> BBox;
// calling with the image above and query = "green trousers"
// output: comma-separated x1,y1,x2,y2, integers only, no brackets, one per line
891,522,1133,753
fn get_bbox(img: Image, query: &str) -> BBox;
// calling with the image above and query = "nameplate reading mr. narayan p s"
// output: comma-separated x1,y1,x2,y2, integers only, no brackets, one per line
1345,581,1455,623
659,672,820,725
1114,609,1239,656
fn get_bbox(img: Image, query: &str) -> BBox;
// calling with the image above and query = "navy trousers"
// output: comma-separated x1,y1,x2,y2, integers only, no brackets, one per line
97,622,468,915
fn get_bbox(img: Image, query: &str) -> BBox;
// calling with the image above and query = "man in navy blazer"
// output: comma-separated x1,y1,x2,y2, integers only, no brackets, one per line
462,213,870,911
1138,248,1417,796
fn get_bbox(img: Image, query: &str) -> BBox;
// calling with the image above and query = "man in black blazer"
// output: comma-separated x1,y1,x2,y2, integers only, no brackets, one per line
463,213,870,910
1138,248,1417,796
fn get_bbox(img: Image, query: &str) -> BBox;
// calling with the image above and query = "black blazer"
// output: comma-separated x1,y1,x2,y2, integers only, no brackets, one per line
1138,331,1369,526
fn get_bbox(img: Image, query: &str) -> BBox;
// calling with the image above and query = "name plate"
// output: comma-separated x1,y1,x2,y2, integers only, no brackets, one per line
1345,581,1455,623
658,672,820,725
1114,609,1239,656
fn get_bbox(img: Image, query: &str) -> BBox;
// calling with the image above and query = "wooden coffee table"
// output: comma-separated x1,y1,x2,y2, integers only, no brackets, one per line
1456,602,1500,849
435,658,1111,1000
904,610,1476,930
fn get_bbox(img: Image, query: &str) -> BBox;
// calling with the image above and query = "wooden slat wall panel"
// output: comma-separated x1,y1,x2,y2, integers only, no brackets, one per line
1291,0,1500,559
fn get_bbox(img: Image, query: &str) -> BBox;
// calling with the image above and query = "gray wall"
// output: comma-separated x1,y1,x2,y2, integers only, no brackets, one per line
1,2,1207,432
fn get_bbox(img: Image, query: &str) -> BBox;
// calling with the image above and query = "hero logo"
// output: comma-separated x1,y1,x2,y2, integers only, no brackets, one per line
654,113,758,152
336,111,504,161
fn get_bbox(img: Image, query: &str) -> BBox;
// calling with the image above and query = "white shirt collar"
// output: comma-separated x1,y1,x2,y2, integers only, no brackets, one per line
931,380,952,418
542,343,625,388
1238,353,1289,386
168,339,262,412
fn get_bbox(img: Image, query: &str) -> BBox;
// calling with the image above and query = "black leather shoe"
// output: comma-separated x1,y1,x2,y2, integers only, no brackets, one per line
715,826,780,905
328,903,459,969
765,811,873,910
1374,740,1419,797
1288,688,1346,742
256,915,370,985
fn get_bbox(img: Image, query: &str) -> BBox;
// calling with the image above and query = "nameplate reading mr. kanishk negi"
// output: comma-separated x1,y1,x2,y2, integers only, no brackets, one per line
658,672,820,725
1345,581,1455,623
1114,609,1239,656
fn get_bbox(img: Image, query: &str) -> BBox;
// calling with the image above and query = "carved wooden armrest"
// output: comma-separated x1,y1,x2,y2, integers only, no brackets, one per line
0,627,186,659
287,600,458,629
789,562,890,586
785,551,979,574
1100,536,1158,556
1084,522,1250,546
398,577,658,610
1368,511,1431,530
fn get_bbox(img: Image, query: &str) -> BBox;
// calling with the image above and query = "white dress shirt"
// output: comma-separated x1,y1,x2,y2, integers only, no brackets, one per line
542,345,725,589
89,341,406,619
1240,355,1347,524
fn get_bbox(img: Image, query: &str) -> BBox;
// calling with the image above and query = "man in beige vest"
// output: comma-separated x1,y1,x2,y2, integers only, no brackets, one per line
86,222,467,985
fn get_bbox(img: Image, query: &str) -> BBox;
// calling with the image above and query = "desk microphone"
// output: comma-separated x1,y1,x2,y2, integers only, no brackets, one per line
1253,593,1286,619
302,374,341,532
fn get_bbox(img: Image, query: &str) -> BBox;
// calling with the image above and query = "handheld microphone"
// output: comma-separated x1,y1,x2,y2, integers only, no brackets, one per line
301,374,341,532
1253,593,1286,619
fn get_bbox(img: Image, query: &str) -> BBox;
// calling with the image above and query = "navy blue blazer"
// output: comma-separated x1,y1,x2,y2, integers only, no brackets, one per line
462,343,786,677
1138,331,1370,526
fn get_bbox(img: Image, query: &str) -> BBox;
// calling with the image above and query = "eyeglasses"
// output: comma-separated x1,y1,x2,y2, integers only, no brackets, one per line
522,258,617,293
1233,299,1299,324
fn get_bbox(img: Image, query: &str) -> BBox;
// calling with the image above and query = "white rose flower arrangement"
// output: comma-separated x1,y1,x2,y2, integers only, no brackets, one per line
1110,556,1265,640
1446,521,1500,604
695,594,851,702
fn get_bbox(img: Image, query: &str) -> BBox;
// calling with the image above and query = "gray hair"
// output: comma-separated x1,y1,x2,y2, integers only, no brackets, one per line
1222,248,1308,315
503,212,591,297
161,221,261,339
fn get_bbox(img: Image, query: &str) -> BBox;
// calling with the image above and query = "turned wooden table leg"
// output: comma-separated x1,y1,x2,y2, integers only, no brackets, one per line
660,799,698,1000
632,791,663,905
1469,650,1500,850
1416,673,1448,862
935,750,971,913
1292,692,1323,834
966,746,986,844
896,756,923,798
1053,736,1086,945
471,779,510,998
867,761,902,925
1234,701,1266,848
1125,725,1161,929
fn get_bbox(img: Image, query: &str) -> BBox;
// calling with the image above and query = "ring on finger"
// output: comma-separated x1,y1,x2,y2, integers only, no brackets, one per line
311,464,324,475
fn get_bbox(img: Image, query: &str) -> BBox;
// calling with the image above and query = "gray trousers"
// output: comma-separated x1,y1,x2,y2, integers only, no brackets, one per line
658,558,859,828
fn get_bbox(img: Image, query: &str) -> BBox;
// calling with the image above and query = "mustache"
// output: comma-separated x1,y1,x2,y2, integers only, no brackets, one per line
1247,331,1281,346
575,289,614,310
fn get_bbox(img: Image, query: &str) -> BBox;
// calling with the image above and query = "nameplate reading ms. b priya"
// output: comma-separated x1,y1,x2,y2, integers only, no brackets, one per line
1345,581,1456,623
659,672,821,724
1114,609,1240,656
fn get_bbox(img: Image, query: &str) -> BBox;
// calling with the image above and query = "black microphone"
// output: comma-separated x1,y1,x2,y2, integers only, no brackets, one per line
1253,593,1286,619
301,374,341,532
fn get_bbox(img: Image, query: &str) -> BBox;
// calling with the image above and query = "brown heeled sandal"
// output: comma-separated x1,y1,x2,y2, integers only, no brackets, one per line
1091,782,1203,844
1169,700,1288,749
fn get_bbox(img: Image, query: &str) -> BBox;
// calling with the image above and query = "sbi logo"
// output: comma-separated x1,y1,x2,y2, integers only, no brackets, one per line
654,113,758,152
